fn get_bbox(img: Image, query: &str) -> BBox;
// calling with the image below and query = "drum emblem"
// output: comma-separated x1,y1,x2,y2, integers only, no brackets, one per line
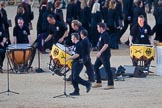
61,53,65,59
135,49,142,54
145,48,152,56
53,48,59,56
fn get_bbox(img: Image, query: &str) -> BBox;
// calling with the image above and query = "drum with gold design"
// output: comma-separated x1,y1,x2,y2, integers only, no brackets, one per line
130,44,155,61
49,43,73,76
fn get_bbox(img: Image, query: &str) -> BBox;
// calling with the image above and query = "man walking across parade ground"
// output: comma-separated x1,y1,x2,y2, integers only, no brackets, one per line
80,29,95,82
92,22,114,90
66,33,91,96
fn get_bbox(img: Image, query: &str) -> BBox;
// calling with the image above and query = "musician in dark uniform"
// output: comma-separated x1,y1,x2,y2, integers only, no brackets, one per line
13,17,31,44
129,15,154,67
92,22,114,90
44,14,69,50
66,33,91,96
80,29,95,82
0,17,7,72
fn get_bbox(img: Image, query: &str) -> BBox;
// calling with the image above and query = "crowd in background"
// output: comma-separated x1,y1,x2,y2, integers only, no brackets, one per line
36,0,162,50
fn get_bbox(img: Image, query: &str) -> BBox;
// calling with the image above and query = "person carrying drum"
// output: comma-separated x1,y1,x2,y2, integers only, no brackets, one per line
92,22,114,90
13,17,31,44
43,14,69,50
66,33,91,96
129,15,154,67
80,29,95,82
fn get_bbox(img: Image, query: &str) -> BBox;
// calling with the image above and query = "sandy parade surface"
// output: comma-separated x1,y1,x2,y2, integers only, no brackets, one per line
0,5,162,108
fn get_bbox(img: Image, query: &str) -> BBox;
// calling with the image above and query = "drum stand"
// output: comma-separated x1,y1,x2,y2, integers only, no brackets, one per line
35,50,44,73
53,42,74,98
53,70,73,98
0,50,19,95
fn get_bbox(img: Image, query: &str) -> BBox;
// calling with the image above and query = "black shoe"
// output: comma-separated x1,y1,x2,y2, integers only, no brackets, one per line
86,83,92,93
69,91,80,96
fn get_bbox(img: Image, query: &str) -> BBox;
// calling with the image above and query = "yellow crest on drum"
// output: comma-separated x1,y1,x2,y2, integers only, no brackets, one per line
50,44,72,69
143,47,154,59
130,45,154,60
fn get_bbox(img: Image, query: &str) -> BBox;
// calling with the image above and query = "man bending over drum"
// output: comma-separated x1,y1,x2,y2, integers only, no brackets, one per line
13,17,31,44
66,33,91,96
129,15,154,67
43,14,69,50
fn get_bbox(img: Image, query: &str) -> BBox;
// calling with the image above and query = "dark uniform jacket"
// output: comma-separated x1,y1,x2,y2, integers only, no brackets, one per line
48,21,67,44
73,41,83,61
0,26,5,49
13,25,30,43
81,37,91,62
130,23,152,44
98,31,111,57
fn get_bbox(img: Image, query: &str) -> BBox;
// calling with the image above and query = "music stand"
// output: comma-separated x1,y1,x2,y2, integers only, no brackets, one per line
53,41,74,98
0,48,19,95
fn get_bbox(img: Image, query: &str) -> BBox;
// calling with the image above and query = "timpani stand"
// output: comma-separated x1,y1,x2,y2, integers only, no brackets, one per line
130,44,155,73
35,50,44,73
0,47,19,95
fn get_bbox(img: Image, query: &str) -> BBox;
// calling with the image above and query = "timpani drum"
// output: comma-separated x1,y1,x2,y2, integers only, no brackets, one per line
7,44,32,73
49,43,73,76
130,44,155,61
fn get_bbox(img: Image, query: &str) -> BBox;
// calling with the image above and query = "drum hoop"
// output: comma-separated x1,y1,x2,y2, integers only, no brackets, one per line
7,47,32,51
55,44,72,56
132,44,153,47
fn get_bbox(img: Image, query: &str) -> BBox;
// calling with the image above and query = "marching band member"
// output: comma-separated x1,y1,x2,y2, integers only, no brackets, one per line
80,29,95,82
66,33,91,96
0,12,7,72
92,22,114,90
13,17,31,44
129,15,154,67
43,14,69,50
